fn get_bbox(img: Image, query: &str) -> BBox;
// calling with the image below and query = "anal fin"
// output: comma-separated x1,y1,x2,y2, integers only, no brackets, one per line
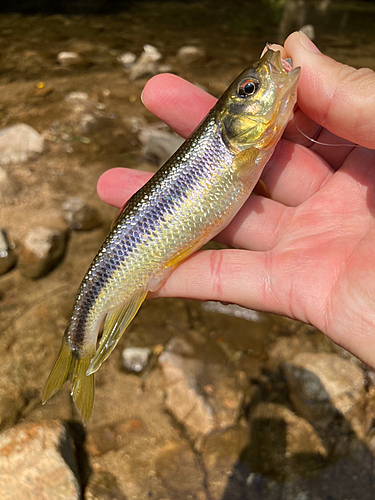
87,288,147,376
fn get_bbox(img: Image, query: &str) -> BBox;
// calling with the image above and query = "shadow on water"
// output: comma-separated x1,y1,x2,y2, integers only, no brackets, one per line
219,367,375,500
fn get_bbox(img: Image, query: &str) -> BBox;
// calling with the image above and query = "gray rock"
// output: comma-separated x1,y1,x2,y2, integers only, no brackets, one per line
64,91,90,104
121,347,151,372
80,113,98,134
0,420,81,500
281,352,366,455
118,51,137,69
176,46,205,64
62,196,101,231
0,124,44,165
300,24,315,40
202,301,264,322
18,226,68,278
129,44,162,81
158,350,215,439
138,123,184,166
57,51,81,66
0,229,16,275
0,167,20,203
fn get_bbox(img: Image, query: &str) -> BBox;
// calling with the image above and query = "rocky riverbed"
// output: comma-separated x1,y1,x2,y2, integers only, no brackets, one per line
1,1,375,499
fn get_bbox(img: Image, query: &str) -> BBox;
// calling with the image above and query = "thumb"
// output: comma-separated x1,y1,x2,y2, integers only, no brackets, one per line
284,31,375,149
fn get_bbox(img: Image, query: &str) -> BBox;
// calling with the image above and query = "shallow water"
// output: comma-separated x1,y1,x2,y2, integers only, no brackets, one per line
1,1,375,499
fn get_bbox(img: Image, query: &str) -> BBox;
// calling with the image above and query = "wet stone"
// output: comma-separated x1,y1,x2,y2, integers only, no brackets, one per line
0,420,81,500
62,196,102,231
18,226,68,278
85,470,127,500
281,352,366,456
0,167,20,203
128,44,162,81
0,124,44,165
176,46,205,64
138,123,184,166
0,229,16,275
57,51,81,66
122,347,151,372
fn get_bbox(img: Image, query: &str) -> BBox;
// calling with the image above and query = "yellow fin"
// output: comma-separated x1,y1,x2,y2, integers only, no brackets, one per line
43,341,95,425
231,147,258,177
257,178,271,199
166,242,201,268
87,288,147,376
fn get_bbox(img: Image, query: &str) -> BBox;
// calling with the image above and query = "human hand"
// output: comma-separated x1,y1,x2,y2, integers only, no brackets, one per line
98,31,375,367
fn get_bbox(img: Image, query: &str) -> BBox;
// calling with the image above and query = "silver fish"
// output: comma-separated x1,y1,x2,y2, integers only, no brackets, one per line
43,49,300,423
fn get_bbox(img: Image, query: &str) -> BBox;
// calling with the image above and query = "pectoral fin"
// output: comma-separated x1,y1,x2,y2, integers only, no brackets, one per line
87,288,147,375
231,147,259,177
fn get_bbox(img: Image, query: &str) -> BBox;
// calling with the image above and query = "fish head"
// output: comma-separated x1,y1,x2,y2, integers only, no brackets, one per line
217,49,300,152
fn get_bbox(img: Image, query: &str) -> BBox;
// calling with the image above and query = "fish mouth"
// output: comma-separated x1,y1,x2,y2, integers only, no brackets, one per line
260,49,301,93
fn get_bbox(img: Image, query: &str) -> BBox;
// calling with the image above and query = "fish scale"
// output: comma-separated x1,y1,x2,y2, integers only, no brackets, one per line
43,49,300,423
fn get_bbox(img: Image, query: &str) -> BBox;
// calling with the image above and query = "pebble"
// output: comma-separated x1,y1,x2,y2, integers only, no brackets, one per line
129,44,162,81
0,420,81,500
138,123,184,166
0,229,16,275
122,347,152,372
0,167,20,202
62,196,102,231
176,46,205,65
0,124,44,165
80,113,98,134
64,91,89,104
118,51,137,69
18,226,68,278
57,51,81,66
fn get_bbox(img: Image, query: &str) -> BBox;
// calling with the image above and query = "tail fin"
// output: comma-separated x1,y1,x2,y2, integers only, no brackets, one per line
42,341,95,425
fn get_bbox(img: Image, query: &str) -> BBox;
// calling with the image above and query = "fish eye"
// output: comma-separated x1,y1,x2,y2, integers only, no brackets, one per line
237,78,259,98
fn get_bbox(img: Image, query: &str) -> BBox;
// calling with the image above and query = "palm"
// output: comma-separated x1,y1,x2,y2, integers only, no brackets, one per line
97,36,375,366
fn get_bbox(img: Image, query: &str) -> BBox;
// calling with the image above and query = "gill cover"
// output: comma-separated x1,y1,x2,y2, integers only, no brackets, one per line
217,49,300,152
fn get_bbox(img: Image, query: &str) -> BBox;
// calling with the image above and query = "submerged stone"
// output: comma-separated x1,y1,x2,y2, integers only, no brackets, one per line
0,420,80,500
0,124,44,165
18,226,68,278
0,229,16,275
62,196,101,231
122,347,151,373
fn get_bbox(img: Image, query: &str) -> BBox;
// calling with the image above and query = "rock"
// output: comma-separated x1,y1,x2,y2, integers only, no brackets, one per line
57,51,81,66
158,336,244,440
281,352,366,456
129,44,162,81
64,91,90,104
245,402,327,481
80,113,98,134
202,301,264,322
118,51,137,69
122,347,151,373
0,167,20,204
62,196,102,231
0,229,16,275
18,226,68,278
158,350,215,439
0,124,44,165
176,46,205,64
0,420,81,500
138,123,184,166
85,470,127,500
300,24,315,40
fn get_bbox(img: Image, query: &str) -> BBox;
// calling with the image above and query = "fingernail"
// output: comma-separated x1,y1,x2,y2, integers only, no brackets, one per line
299,31,321,54
140,89,144,104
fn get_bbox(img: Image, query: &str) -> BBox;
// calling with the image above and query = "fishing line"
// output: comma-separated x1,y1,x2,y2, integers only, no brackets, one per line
293,115,361,148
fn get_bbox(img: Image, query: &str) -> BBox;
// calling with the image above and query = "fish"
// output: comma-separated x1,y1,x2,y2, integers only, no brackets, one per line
43,49,300,424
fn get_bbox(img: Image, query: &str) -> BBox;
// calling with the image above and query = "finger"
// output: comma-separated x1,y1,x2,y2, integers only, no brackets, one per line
284,31,375,149
141,73,216,139
97,167,152,208
260,139,334,207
